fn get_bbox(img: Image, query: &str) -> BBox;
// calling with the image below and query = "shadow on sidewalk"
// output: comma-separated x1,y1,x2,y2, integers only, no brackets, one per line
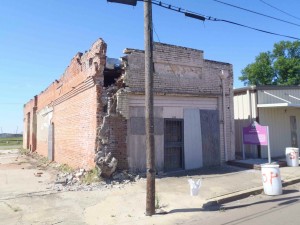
166,189,300,214
204,190,300,211
167,208,203,214
158,165,249,179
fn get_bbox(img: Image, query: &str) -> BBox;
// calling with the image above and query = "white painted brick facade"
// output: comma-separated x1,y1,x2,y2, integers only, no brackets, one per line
122,42,235,163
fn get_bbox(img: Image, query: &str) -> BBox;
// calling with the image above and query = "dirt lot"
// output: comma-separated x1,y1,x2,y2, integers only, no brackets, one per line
0,149,105,224
4,148,283,225
0,149,214,225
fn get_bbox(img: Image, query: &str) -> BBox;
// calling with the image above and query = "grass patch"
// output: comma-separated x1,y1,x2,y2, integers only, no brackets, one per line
155,194,161,209
19,148,30,155
0,145,22,150
0,137,23,147
38,155,50,165
58,164,74,173
4,202,22,212
82,167,101,184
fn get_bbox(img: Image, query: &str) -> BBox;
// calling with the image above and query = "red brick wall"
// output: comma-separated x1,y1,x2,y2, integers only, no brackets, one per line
23,97,37,151
24,39,107,170
51,80,98,168
23,99,34,150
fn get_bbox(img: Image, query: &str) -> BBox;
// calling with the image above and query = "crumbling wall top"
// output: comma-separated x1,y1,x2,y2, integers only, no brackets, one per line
28,38,107,111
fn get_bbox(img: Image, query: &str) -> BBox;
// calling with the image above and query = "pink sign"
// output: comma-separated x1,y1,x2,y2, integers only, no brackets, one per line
243,122,268,146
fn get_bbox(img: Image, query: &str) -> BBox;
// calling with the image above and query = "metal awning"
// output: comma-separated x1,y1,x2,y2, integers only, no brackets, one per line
257,103,300,108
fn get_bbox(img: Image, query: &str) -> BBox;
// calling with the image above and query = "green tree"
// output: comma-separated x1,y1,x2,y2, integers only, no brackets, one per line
239,41,300,86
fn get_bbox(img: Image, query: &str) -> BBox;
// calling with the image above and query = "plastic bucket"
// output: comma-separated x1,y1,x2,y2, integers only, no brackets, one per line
286,147,299,167
261,164,282,196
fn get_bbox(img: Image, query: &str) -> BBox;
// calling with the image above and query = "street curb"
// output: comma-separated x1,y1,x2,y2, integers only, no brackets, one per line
282,177,300,187
203,177,300,208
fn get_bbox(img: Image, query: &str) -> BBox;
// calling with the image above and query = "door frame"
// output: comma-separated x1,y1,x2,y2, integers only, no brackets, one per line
48,122,55,161
164,118,184,172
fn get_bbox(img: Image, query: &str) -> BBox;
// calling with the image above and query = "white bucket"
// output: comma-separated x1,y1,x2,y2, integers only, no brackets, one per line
286,147,299,167
188,179,201,196
261,164,282,195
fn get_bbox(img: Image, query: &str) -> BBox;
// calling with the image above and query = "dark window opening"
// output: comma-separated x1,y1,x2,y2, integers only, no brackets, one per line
103,104,108,113
89,58,93,67
103,68,122,87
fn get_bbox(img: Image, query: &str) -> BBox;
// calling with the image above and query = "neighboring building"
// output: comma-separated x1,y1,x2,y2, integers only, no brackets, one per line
23,38,235,172
234,86,300,159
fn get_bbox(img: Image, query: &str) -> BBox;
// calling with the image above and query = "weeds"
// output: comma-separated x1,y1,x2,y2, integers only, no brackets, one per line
155,193,168,210
39,156,49,164
82,167,101,184
155,194,161,209
58,164,74,173
18,148,30,155
4,202,21,212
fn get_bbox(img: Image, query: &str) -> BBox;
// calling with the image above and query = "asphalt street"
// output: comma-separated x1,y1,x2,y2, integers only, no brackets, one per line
181,184,300,225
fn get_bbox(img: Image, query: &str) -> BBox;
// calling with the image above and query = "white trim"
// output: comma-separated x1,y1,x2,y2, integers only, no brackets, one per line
263,91,291,103
257,103,300,108
288,94,300,101
128,95,218,109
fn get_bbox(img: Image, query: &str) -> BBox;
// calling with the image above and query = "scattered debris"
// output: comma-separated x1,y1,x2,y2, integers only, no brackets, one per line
52,169,144,192
95,152,118,178
20,148,144,192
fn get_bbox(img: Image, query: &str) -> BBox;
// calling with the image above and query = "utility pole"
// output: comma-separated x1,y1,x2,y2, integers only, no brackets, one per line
144,0,155,216
107,0,155,216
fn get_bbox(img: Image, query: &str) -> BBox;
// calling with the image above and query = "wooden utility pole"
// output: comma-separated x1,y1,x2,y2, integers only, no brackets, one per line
107,0,155,216
144,0,155,216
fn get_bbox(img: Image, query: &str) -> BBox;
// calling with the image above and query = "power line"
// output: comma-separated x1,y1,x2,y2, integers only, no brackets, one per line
212,0,300,27
216,19,299,40
0,103,23,105
153,24,178,77
259,0,300,21
148,0,299,40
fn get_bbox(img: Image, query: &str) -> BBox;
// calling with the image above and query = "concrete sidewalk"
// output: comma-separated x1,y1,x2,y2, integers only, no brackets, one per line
1,149,300,225
85,162,300,225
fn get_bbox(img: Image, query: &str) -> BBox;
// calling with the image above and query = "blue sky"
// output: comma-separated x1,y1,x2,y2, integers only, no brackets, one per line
0,0,299,133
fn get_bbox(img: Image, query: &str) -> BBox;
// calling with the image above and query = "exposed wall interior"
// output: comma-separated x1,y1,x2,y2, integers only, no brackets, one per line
24,39,234,172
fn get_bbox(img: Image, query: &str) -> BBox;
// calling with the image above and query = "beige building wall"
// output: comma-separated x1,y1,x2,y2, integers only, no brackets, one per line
122,43,235,170
259,107,300,158
234,88,258,158
126,95,220,171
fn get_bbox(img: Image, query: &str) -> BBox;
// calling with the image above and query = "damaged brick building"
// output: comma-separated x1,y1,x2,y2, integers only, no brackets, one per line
23,38,235,172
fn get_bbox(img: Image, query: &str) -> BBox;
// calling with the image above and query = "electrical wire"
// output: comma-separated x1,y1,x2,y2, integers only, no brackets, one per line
153,24,178,77
259,0,300,21
0,103,23,105
146,0,299,40
216,19,299,40
212,0,300,27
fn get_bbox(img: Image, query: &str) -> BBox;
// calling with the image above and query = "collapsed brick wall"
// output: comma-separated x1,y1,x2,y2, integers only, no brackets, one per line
97,113,128,170
23,39,234,171
95,81,129,171
23,39,107,170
